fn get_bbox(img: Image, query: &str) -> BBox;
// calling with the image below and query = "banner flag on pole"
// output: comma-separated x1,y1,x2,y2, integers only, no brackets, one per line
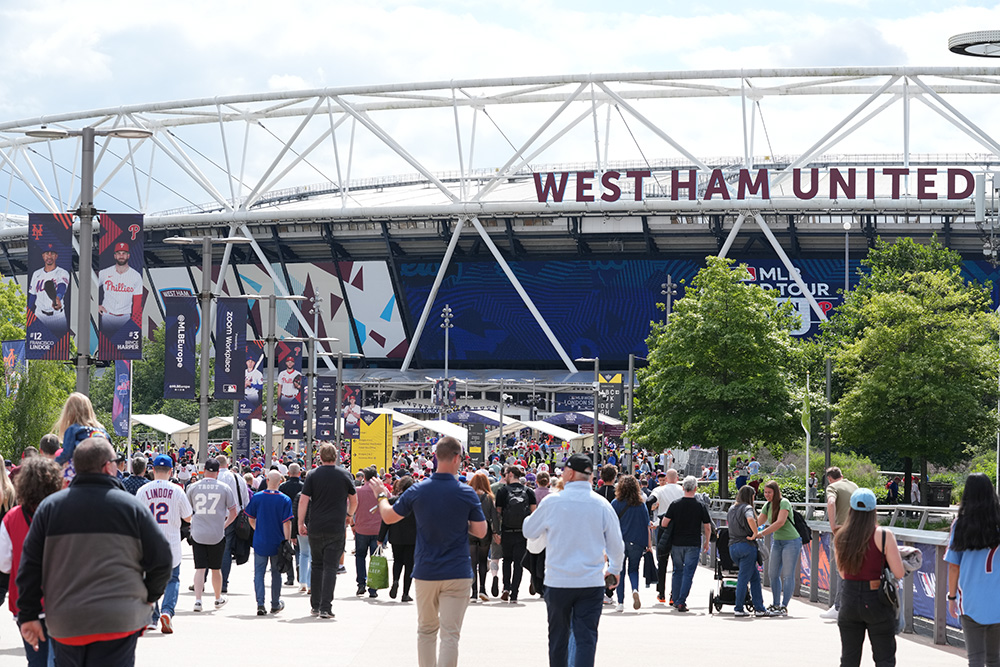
163,292,198,399
26,213,73,360
239,340,266,420
315,376,337,440
97,213,144,359
112,360,132,436
275,341,303,420
2,341,26,397
214,298,247,399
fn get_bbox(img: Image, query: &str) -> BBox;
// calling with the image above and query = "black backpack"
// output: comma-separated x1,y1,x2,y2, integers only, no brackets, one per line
790,508,812,545
502,486,531,530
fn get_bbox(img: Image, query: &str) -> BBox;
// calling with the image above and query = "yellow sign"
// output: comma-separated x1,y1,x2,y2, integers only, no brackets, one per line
352,413,392,475
599,373,623,384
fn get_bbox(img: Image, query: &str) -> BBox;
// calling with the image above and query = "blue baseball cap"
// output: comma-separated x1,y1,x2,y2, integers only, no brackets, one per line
850,488,877,512
151,454,174,469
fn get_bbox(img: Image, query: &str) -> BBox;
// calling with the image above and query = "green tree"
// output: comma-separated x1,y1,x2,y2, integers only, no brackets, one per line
630,256,800,497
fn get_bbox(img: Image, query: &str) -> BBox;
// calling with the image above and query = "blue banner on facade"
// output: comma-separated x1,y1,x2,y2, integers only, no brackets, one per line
97,213,144,360
214,298,247,399
112,360,131,436
26,213,73,360
239,340,265,420
315,376,337,440
275,341,303,420
1,340,25,397
163,293,198,399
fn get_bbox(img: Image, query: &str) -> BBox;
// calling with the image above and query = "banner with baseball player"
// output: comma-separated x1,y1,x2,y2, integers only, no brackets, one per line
342,384,362,439
163,292,198,399
112,360,132,437
97,213,144,360
239,340,266,420
315,376,337,440
213,298,247,399
2,340,26,397
275,341,303,420
26,213,73,360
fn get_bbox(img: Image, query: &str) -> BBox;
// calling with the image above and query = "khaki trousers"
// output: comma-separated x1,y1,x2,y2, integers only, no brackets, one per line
413,578,472,667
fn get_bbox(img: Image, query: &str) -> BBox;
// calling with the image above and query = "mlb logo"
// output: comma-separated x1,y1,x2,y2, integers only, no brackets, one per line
223,384,237,393
744,267,757,281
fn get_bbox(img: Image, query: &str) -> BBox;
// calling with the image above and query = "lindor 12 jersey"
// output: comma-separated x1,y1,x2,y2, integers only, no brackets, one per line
28,266,69,313
137,479,192,568
98,266,143,316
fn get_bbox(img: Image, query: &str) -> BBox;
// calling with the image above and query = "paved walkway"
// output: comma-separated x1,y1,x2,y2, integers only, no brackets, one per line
0,534,968,666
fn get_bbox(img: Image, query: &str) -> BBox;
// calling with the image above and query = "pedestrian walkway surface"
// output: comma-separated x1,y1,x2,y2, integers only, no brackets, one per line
0,533,967,666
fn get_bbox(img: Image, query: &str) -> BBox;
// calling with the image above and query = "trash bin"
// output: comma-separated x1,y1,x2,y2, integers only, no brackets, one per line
925,482,953,507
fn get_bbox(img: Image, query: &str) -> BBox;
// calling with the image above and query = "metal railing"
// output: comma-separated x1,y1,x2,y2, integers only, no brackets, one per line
705,499,957,645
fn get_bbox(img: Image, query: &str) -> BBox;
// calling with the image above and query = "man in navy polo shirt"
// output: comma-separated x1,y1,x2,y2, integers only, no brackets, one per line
371,437,486,667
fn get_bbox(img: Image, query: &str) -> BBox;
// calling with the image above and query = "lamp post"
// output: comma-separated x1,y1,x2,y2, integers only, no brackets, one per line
660,274,678,323
440,304,454,379
626,354,647,474
843,221,851,296
164,236,251,465
283,332,339,470
576,357,601,469
25,125,153,394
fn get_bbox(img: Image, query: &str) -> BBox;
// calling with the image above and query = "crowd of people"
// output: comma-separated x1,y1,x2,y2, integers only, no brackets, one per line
0,391,993,667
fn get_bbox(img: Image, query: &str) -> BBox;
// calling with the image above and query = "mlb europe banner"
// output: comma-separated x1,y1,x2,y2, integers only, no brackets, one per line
97,213,144,360
275,341,303,420
163,292,198,399
26,213,73,360
315,376,337,440
1,340,25,397
214,298,247,399
112,360,132,436
239,340,265,420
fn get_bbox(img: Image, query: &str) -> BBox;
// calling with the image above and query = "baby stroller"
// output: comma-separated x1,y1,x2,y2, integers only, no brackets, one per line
708,528,743,615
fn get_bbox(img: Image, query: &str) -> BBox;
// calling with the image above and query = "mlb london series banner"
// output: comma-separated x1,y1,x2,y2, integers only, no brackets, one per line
163,292,198,399
214,298,246,399
97,213,144,360
26,213,73,360
112,360,131,437
275,341,303,420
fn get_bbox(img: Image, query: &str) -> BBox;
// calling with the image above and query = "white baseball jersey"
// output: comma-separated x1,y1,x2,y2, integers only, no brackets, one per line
98,265,143,316
177,462,197,482
28,266,70,314
277,369,301,398
137,479,193,567
186,478,237,545
245,368,264,401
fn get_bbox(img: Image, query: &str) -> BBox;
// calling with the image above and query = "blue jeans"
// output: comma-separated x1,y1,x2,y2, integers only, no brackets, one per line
298,535,312,587
355,532,379,593
221,523,235,589
768,537,802,607
152,564,181,622
543,586,604,667
254,552,282,607
670,545,700,606
729,540,765,613
20,618,55,667
616,542,645,603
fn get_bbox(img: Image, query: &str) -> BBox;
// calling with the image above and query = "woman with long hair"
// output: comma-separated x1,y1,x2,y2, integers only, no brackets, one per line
834,488,905,667
612,474,652,612
378,475,417,602
726,485,776,617
0,457,63,667
755,480,801,615
946,473,1000,667
468,471,499,601
53,393,109,478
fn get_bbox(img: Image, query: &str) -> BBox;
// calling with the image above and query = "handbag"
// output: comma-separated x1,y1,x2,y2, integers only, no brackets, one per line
878,531,899,613
232,474,254,541
366,546,390,590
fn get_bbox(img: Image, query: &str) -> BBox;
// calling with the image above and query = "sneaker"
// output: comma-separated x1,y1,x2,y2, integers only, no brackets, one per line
400,594,412,603
221,586,228,594
509,596,517,603
368,589,378,598
193,600,203,613
214,597,228,609
257,605,267,616
491,577,500,597
656,596,666,604
819,606,840,619
501,590,510,602
337,565,347,574
270,600,285,614
146,622,157,631
779,606,788,616
319,610,334,619
734,609,750,618
529,582,536,596
310,608,320,617
357,584,366,596
160,614,173,634
767,604,780,612
616,603,624,613
755,608,779,617
479,593,489,602
675,602,689,613
299,585,308,593
188,584,195,592
389,581,399,599
633,591,641,610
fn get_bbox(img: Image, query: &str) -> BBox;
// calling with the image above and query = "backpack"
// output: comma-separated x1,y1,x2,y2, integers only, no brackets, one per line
790,508,812,545
501,486,531,530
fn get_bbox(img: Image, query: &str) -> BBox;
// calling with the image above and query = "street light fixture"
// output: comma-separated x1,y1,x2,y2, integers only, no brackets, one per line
284,334,340,469
575,357,601,469
660,275,678,323
25,125,154,394
843,221,852,296
164,236,251,465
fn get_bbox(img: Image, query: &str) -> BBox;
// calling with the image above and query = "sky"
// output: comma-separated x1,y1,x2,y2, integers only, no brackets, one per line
1,0,998,119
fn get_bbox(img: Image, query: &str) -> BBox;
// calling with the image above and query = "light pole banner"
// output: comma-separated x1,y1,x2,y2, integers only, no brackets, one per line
598,373,624,419
352,412,392,475
214,298,246,399
26,213,73,360
342,385,362,439
234,415,251,461
97,213,144,360
467,423,485,467
315,376,337,440
163,292,198,399
239,340,266,419
275,342,303,419
284,417,303,439
2,340,25,397
112,360,131,436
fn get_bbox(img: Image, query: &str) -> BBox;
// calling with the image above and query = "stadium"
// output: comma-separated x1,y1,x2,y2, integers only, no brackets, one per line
2,66,1000,412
